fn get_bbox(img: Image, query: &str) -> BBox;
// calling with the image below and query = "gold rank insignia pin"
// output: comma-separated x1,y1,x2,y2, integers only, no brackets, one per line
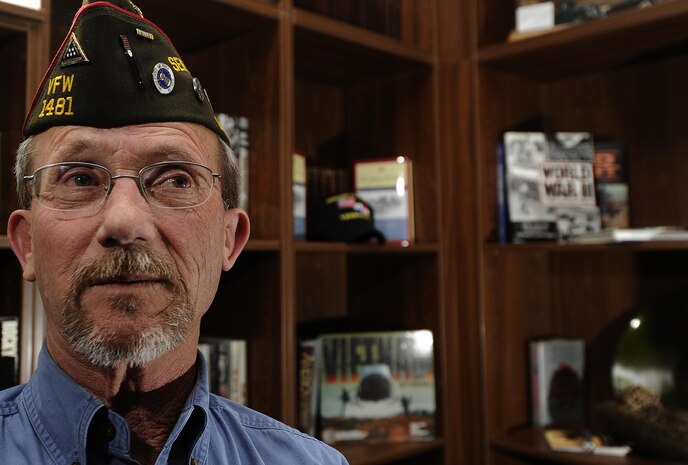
136,28,154,40
60,33,89,67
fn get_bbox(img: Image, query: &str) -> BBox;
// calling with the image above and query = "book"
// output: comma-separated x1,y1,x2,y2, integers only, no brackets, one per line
293,152,307,240
530,338,585,428
544,429,631,456
216,114,249,211
354,156,414,245
0,316,19,390
504,132,600,242
568,226,688,244
228,339,247,405
496,143,508,244
199,337,247,405
318,330,435,445
298,338,322,437
594,141,629,229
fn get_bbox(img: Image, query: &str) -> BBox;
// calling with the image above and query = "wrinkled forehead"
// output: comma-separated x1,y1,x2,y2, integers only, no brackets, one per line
31,122,220,170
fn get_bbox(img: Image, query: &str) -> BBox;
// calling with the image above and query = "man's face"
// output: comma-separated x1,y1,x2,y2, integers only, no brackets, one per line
9,122,248,368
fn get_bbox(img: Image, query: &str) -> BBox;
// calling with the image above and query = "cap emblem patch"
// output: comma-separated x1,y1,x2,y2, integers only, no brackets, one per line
152,63,175,94
61,33,89,67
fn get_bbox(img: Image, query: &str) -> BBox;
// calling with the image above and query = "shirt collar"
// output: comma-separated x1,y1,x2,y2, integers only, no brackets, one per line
24,345,211,465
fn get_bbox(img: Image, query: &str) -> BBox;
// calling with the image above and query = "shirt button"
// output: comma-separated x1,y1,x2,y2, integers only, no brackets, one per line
104,421,116,441
190,459,199,465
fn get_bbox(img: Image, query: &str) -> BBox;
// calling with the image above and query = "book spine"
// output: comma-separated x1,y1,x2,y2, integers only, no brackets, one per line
530,341,547,426
293,152,307,240
298,339,319,435
496,143,507,244
229,339,247,405
0,317,19,390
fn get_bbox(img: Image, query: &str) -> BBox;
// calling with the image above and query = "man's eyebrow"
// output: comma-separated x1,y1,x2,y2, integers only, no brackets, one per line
152,145,197,161
53,139,95,160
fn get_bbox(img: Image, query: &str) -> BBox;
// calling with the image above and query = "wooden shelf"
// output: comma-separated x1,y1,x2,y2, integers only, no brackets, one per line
483,241,688,254
492,427,662,465
53,0,279,52
337,439,444,465
245,239,281,252
295,241,438,254
477,0,688,80
0,1,46,22
294,8,434,65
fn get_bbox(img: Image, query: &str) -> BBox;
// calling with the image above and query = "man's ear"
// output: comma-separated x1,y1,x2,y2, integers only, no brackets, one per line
7,210,36,282
222,208,250,271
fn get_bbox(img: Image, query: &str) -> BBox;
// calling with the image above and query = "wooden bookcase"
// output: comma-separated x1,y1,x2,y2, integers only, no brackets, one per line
0,0,50,386
469,1,688,464
0,1,475,464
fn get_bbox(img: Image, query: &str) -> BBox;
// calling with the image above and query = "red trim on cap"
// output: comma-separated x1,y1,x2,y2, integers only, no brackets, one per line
22,1,178,134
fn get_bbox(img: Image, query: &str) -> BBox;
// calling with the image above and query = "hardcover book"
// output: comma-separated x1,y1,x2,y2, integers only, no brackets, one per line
354,156,414,245
530,338,585,428
199,337,247,405
216,114,249,211
504,132,600,242
318,330,435,445
298,338,322,437
593,141,629,229
0,316,19,390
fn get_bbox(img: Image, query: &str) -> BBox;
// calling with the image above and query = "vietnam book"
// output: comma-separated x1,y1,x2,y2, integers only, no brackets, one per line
354,156,414,245
318,330,435,445
504,132,600,242
530,338,585,428
216,114,249,211
0,316,19,390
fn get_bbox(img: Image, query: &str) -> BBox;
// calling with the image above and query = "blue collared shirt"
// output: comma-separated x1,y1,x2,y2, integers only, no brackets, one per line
0,347,348,465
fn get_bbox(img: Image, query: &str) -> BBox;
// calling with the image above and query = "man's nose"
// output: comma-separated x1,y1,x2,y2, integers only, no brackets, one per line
94,176,157,246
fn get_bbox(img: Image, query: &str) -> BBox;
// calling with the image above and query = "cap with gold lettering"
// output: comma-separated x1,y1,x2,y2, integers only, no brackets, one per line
23,0,229,143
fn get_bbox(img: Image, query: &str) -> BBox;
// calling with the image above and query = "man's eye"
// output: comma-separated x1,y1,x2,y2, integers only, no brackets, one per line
60,170,98,187
167,175,191,188
72,173,94,186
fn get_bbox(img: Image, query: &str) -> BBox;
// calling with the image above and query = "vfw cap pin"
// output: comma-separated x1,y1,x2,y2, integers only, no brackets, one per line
153,63,175,94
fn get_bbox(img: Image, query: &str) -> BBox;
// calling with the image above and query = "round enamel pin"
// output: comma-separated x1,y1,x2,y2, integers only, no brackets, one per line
192,77,205,102
152,63,175,94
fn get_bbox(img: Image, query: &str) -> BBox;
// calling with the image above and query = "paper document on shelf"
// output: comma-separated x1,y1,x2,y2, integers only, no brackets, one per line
568,227,688,244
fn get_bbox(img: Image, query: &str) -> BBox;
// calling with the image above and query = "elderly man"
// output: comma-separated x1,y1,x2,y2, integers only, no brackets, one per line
1,1,347,464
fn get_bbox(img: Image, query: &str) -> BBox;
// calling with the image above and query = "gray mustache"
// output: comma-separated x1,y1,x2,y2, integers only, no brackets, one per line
70,245,180,295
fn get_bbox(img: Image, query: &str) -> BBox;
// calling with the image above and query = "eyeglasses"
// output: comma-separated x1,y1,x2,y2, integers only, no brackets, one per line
24,161,222,214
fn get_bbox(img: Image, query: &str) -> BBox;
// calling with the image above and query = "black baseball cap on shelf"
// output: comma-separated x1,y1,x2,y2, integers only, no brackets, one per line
307,192,385,244
23,0,228,143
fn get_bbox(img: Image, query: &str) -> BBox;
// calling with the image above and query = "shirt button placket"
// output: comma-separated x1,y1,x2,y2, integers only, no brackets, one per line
105,421,116,441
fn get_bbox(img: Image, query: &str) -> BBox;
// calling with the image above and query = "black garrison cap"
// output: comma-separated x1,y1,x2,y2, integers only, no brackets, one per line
23,0,229,143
